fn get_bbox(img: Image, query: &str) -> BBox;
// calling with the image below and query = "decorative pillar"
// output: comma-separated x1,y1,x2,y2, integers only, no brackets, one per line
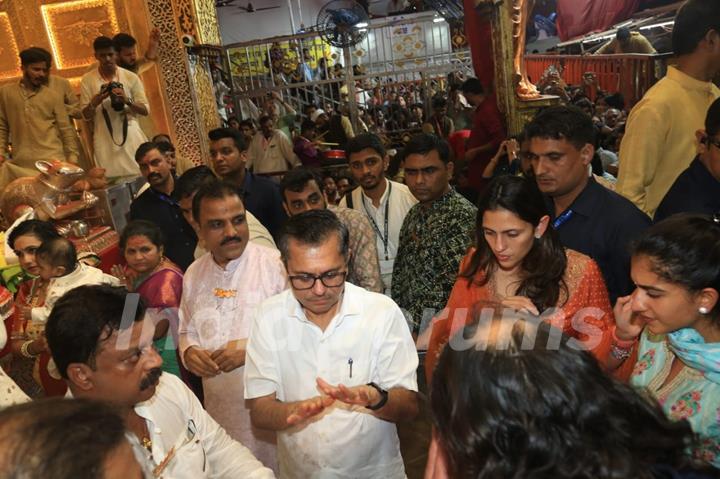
482,1,557,134
145,0,222,168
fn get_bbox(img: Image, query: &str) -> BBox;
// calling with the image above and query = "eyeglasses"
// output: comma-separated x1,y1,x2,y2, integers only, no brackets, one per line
707,136,720,150
288,271,347,290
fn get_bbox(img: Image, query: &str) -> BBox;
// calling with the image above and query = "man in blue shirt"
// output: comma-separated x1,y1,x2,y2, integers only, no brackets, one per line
525,106,650,304
208,127,287,240
655,97,720,222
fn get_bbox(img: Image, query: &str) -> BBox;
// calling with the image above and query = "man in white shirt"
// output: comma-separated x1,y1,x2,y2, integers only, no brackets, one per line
179,179,287,472
340,133,418,294
80,36,147,178
246,115,300,175
245,209,419,479
45,284,275,479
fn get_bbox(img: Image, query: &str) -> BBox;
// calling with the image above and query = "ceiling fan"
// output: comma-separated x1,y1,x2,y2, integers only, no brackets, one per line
215,0,279,11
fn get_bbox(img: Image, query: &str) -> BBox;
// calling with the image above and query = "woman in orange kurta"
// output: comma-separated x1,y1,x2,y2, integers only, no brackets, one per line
425,176,614,384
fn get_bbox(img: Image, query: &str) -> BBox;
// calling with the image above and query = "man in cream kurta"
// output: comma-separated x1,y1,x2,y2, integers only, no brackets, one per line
179,180,287,472
616,1,720,217
80,37,148,178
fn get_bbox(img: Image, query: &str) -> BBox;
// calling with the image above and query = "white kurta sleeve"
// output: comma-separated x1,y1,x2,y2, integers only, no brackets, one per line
374,302,419,392
178,274,201,363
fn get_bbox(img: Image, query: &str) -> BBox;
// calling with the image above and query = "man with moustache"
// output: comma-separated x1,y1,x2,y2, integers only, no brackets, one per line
245,210,418,478
525,105,649,304
129,142,197,271
340,133,417,294
0,47,78,185
179,179,287,472
45,284,275,478
209,127,287,240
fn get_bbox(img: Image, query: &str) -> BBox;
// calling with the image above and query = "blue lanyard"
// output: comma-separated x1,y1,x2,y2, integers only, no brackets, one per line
553,209,574,229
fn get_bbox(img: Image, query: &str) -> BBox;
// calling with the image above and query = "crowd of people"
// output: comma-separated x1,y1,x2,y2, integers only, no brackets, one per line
1,0,720,478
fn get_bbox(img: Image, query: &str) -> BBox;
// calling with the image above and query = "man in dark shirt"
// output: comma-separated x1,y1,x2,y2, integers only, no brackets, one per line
208,127,287,240
655,97,720,222
525,105,650,304
129,142,197,270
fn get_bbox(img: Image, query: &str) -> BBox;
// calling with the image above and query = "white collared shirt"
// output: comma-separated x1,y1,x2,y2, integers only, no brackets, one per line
339,179,418,293
129,374,275,479
244,282,418,479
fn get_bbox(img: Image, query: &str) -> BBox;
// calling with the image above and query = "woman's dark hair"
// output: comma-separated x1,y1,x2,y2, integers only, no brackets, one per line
633,213,720,319
8,220,60,250
0,398,129,479
120,220,165,251
462,176,567,312
431,311,695,479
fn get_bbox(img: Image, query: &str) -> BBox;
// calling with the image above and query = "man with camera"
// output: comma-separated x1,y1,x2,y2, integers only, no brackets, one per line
80,36,148,178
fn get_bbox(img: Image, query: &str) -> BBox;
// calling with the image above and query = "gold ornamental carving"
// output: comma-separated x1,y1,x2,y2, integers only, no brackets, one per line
40,0,120,70
193,0,221,45
0,13,20,80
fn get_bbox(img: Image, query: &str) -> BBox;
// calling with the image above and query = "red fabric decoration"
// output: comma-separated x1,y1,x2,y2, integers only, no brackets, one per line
556,0,641,41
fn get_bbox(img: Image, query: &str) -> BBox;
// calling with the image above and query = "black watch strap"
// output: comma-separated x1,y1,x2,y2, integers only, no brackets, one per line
365,382,388,411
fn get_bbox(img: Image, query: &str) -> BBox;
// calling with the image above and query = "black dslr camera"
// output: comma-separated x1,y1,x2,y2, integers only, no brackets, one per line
101,81,126,112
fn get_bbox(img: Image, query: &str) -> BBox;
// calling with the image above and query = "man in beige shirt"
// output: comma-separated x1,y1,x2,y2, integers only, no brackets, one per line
0,47,78,188
617,0,720,217
596,27,656,55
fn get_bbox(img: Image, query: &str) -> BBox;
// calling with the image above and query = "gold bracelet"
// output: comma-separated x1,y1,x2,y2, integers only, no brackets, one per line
20,340,39,359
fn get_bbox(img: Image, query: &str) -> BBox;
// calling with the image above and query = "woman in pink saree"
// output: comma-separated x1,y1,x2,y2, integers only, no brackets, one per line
115,220,183,377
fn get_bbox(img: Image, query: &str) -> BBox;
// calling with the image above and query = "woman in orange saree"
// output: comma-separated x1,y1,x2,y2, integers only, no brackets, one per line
425,176,614,384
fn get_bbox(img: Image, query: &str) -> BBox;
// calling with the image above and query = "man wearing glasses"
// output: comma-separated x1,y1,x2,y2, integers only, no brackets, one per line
244,209,419,479
655,97,720,222
178,179,288,473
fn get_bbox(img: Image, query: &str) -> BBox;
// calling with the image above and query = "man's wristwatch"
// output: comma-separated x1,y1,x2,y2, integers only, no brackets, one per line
365,382,389,411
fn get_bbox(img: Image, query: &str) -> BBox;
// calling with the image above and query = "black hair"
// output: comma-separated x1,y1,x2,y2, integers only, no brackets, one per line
155,140,175,154
672,0,720,56
0,398,129,479
191,179,244,223
120,220,165,251
173,165,217,201
208,127,247,152
134,141,160,164
706,97,720,137
46,285,147,379
616,26,631,41
8,220,60,250
278,209,349,262
36,237,77,274
112,33,137,51
524,105,596,150
404,133,451,164
604,92,625,111
345,132,386,159
279,167,323,200
463,176,568,311
238,119,255,130
300,119,317,134
459,77,484,95
92,36,115,52
431,96,448,109
431,310,696,479
259,115,272,126
633,213,720,319
19,47,52,68
151,133,171,143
